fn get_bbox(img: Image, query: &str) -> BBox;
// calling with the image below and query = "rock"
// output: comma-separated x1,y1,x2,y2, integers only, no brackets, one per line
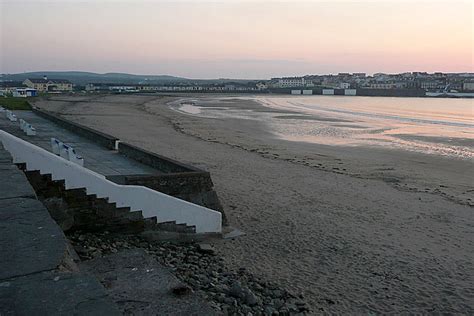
66,231,309,315
272,289,283,298
171,284,192,296
228,281,245,298
197,243,215,255
264,306,276,315
244,290,258,306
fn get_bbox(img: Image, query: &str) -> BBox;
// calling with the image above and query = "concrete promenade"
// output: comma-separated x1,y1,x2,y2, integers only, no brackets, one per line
0,143,119,315
0,111,158,177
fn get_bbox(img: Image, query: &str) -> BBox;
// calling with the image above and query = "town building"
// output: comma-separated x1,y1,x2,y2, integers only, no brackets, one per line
12,88,38,98
463,81,474,91
339,82,350,89
23,77,73,92
0,81,26,95
271,77,306,88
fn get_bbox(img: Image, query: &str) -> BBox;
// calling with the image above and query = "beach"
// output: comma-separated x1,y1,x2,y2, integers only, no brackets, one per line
33,94,474,314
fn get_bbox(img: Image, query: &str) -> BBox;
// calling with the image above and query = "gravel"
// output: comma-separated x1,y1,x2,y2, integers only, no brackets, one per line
68,231,310,315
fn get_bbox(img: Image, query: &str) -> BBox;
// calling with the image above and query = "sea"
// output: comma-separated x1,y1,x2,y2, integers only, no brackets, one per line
174,95,474,160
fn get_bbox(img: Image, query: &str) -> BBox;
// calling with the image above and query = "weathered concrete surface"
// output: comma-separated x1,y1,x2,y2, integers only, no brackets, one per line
80,249,217,316
0,271,119,315
0,197,67,280
0,143,120,315
0,166,36,200
0,111,157,176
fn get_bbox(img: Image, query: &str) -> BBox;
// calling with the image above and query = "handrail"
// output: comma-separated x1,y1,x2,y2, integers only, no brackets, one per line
0,130,221,233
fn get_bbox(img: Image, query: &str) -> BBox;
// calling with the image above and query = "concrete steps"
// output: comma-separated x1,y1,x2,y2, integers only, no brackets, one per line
20,167,197,235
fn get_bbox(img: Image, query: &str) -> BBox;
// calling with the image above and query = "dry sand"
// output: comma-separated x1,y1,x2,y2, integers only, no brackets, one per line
33,94,474,314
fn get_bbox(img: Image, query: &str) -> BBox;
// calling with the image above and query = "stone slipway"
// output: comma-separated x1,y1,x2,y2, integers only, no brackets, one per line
0,143,120,315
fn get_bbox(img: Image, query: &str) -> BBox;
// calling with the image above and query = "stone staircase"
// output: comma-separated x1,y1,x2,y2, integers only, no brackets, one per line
18,165,196,234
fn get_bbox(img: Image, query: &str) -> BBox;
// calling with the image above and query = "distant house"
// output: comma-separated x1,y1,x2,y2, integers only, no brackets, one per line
256,82,268,90
0,81,26,95
339,82,350,89
462,81,474,91
12,88,38,98
23,76,73,92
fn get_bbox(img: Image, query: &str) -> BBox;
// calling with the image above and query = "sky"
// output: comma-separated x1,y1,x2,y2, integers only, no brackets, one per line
0,0,473,79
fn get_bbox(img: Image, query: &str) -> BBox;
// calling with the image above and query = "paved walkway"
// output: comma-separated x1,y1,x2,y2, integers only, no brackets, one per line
0,143,120,315
0,110,158,177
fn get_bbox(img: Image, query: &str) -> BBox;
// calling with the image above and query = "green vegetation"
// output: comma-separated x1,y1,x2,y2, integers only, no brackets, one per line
0,97,32,110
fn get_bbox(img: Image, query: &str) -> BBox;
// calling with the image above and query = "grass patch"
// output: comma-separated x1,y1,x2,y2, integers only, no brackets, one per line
0,97,32,110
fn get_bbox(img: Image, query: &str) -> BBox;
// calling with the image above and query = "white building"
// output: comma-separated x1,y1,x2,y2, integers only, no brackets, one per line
274,77,305,88
12,88,38,98
339,83,350,89
463,81,474,91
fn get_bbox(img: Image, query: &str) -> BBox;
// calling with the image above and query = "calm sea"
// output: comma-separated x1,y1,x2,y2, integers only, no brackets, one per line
175,95,474,160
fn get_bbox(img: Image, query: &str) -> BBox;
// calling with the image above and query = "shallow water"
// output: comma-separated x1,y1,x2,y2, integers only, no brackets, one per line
173,95,474,160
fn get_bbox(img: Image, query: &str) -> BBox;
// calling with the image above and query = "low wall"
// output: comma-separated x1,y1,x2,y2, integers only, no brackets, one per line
0,130,222,233
356,88,426,97
108,173,225,222
31,107,226,222
116,142,225,221
118,142,199,173
33,108,119,149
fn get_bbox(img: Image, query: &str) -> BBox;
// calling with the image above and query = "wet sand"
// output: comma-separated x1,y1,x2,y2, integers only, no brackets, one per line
33,94,474,314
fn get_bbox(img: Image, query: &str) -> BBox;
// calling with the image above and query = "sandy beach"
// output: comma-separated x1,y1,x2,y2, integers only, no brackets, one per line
33,94,474,314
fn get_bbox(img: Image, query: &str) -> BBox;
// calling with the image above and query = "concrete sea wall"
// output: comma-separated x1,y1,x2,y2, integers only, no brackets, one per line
33,108,119,149
0,130,222,233
0,142,119,315
32,107,226,222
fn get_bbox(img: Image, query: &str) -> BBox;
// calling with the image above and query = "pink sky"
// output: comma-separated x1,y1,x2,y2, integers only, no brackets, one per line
1,0,472,79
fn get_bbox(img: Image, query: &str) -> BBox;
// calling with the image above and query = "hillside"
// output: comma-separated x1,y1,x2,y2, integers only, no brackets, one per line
0,71,256,85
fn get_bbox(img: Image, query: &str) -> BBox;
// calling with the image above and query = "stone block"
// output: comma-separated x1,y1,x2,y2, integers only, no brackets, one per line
0,198,67,280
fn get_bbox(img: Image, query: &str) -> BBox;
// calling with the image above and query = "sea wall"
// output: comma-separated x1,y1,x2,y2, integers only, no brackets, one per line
268,87,426,97
33,108,119,149
111,142,226,222
30,108,226,223
118,142,198,173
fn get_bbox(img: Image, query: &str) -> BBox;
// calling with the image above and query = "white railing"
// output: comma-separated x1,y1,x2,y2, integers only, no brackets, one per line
0,130,222,233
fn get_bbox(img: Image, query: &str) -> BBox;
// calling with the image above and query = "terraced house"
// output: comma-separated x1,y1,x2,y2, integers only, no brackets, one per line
23,77,73,93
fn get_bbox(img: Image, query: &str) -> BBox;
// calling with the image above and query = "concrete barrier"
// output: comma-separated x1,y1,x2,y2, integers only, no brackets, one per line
25,124,36,136
0,130,222,233
33,108,119,150
19,119,26,132
59,143,70,160
67,146,84,167
50,138,62,155
118,142,198,173
6,110,17,122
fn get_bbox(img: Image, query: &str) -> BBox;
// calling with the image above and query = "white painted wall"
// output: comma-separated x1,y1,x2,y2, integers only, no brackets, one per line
322,89,335,95
291,90,301,95
0,130,222,233
344,89,357,96
302,90,313,95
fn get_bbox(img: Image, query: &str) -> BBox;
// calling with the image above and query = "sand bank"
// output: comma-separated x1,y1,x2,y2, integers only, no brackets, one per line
33,94,474,314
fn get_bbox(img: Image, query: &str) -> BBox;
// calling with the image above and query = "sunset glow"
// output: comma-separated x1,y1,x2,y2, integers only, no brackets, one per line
1,0,473,78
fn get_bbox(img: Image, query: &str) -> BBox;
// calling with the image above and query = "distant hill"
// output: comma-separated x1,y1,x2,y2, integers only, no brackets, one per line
0,71,256,85
0,71,188,85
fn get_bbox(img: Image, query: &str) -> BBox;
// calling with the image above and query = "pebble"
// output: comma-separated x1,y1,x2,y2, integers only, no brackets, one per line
67,231,310,315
